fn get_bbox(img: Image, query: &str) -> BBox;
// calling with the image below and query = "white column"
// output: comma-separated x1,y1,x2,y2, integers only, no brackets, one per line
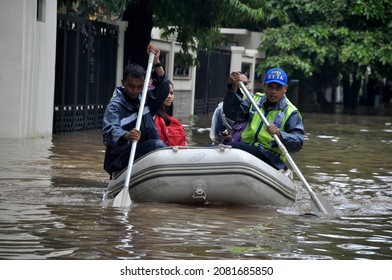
108,20,128,85
168,40,176,82
244,49,259,90
0,0,57,138
230,46,245,73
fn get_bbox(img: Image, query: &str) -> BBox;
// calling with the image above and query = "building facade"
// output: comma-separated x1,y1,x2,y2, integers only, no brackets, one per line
0,1,264,138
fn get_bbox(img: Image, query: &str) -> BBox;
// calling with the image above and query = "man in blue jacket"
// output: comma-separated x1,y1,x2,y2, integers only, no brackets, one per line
103,44,169,176
223,68,305,170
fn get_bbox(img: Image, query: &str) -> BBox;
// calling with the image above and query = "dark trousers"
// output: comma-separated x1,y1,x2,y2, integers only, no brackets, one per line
229,141,285,170
107,139,166,175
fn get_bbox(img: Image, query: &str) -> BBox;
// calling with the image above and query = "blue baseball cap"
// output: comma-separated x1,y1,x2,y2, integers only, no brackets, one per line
263,68,288,86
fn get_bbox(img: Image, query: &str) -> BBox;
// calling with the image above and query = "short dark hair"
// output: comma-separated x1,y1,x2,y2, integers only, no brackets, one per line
123,63,145,80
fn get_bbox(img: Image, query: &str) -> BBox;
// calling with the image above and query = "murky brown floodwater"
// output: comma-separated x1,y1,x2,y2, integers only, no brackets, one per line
0,113,391,259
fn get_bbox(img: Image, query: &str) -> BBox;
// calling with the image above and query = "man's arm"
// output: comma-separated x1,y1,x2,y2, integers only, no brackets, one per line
279,111,305,152
223,85,250,123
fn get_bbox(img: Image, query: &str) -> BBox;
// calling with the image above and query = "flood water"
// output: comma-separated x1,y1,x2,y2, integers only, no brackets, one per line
0,112,391,260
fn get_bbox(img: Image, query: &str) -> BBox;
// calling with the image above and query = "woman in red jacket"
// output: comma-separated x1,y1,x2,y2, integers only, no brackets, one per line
154,80,187,146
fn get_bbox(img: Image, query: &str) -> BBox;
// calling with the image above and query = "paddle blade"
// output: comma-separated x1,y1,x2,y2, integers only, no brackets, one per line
113,187,132,207
310,193,335,214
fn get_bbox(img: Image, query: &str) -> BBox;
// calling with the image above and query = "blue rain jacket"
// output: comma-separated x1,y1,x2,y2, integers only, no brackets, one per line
103,74,169,173
223,87,304,169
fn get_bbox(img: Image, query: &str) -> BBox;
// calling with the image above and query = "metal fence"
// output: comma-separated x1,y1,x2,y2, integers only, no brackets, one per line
53,14,118,133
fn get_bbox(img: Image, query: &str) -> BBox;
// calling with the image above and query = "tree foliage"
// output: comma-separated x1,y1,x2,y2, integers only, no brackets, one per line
256,0,392,112
258,1,392,86
58,0,128,19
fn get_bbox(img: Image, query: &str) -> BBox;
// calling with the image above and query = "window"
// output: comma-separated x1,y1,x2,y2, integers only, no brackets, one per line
159,52,168,69
37,0,46,22
173,53,190,78
241,64,251,79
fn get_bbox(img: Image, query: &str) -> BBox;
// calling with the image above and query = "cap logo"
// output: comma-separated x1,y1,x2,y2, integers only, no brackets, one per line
267,70,284,81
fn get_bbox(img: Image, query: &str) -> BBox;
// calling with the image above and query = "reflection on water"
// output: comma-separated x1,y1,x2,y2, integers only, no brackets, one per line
0,113,391,259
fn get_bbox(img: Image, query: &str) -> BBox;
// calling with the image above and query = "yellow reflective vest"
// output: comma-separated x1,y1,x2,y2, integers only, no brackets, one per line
241,92,301,162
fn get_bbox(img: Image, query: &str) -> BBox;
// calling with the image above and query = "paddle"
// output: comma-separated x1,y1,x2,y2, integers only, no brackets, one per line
238,81,335,214
113,52,155,207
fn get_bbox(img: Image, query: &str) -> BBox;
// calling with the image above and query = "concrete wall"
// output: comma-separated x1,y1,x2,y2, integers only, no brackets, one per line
0,0,57,138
